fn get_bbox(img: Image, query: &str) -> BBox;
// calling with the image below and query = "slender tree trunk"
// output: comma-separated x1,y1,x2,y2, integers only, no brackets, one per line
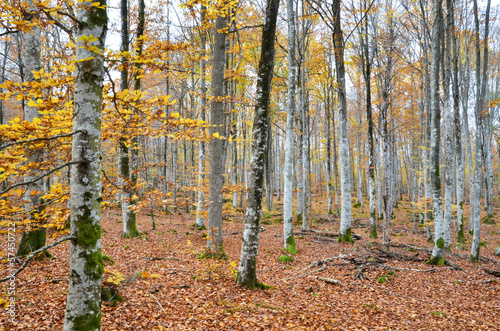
470,0,491,262
17,0,48,258
451,0,464,244
442,0,453,250
236,0,279,288
333,0,353,243
206,8,228,258
195,4,207,229
283,0,298,254
428,0,445,265
360,21,377,238
63,2,107,329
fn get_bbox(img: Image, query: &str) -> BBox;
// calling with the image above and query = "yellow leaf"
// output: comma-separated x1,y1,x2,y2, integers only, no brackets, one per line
213,132,219,138
171,112,180,118
27,100,37,107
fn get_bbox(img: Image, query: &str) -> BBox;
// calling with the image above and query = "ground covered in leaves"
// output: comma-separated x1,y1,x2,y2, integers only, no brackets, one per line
1,196,500,330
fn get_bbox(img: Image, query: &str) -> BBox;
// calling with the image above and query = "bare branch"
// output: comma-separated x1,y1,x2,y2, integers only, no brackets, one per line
1,130,84,149
0,236,76,283
0,161,81,196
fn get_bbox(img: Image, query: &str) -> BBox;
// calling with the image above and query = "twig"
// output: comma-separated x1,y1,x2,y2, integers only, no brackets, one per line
1,130,83,149
0,236,76,282
150,292,167,315
0,162,81,196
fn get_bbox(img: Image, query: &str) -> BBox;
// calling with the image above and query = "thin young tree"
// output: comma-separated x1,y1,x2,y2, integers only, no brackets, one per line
470,0,491,262
283,0,298,254
236,0,279,289
63,0,107,329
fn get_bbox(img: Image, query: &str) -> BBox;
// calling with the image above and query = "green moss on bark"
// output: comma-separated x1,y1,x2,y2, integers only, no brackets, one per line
338,227,354,243
284,235,297,254
71,300,101,330
16,229,50,258
426,255,445,265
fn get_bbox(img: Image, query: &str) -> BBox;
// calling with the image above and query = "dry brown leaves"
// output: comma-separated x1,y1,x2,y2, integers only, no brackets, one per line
1,197,499,330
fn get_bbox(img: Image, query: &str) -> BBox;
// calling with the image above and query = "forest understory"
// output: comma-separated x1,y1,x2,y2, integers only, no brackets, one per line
1,195,499,330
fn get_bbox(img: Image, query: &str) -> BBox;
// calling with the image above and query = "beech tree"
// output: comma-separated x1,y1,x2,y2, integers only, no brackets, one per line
283,0,298,254
16,0,47,258
206,3,229,258
236,0,279,289
63,0,107,329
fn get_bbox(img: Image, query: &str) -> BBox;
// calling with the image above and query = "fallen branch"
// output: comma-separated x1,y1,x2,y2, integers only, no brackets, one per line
0,236,76,283
314,276,342,285
483,269,500,277
150,292,167,315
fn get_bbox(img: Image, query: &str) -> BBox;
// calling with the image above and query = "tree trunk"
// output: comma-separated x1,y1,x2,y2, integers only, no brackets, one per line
442,0,453,250
206,8,228,258
470,0,491,262
236,0,279,288
428,0,445,265
451,0,464,244
17,0,48,258
283,0,297,254
333,0,353,243
195,3,207,229
63,2,107,329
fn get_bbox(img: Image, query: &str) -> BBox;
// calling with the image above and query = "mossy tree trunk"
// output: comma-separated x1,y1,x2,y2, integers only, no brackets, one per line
428,0,445,265
236,0,279,289
63,1,107,329
17,0,48,258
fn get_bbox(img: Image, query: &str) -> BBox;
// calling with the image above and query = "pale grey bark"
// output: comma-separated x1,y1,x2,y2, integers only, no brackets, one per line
17,0,46,258
206,11,228,257
195,4,207,229
63,1,107,329
429,0,445,264
442,0,453,250
471,0,491,262
451,0,464,244
333,0,353,243
283,0,297,253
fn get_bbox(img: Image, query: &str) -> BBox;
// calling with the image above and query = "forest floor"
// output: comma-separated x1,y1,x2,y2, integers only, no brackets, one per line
1,195,500,330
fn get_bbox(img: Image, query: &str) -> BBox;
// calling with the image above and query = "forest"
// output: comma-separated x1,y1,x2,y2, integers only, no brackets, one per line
0,0,499,329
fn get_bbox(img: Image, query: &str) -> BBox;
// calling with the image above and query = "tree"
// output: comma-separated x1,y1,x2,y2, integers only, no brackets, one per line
283,0,298,254
205,3,229,258
470,0,491,263
16,0,48,258
428,0,445,265
63,0,107,329
332,0,353,243
195,2,207,230
236,0,279,289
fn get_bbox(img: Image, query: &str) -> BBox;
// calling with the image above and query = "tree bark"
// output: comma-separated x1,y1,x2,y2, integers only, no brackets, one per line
63,1,107,329
283,0,298,254
195,3,207,229
16,0,48,258
236,0,279,288
428,0,445,265
206,7,228,258
333,0,353,243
